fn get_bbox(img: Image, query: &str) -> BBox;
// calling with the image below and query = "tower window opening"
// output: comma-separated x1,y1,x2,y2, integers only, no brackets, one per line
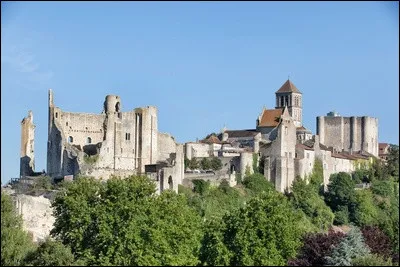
87,137,92,144
68,136,73,143
55,112,58,118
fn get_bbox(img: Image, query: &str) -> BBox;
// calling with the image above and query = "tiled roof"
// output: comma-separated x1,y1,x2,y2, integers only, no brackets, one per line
201,135,222,144
296,126,312,133
275,79,302,94
296,143,313,151
258,108,283,127
224,129,258,138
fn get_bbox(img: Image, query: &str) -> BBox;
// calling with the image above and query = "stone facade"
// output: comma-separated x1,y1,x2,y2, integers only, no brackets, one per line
20,111,35,177
260,107,297,192
44,89,182,192
317,114,379,157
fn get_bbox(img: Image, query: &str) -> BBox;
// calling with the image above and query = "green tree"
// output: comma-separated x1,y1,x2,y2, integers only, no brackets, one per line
200,191,309,266
51,175,203,266
210,157,222,171
242,173,275,196
289,177,334,231
24,238,80,266
386,144,399,178
325,172,356,213
192,179,210,196
252,153,258,173
351,190,379,227
189,157,199,170
325,226,370,266
200,157,211,170
309,159,324,191
1,193,34,266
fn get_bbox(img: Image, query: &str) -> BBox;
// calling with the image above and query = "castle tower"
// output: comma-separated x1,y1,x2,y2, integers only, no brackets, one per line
275,79,302,127
20,111,35,177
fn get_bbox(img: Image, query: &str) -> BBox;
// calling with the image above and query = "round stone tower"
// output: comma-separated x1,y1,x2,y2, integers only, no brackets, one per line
104,95,122,114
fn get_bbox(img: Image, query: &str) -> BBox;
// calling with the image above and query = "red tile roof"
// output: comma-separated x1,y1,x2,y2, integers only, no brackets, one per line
201,135,222,144
296,143,313,151
275,79,302,94
258,108,283,127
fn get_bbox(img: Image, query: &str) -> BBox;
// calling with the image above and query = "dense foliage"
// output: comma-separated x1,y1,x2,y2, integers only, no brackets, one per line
51,175,203,266
200,190,308,266
289,177,334,231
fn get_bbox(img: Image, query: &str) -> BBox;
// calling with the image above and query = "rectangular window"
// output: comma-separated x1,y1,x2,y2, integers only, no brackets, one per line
125,133,131,141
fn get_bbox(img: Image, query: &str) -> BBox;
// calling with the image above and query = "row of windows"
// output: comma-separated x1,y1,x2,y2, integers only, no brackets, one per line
68,136,92,144
68,134,133,144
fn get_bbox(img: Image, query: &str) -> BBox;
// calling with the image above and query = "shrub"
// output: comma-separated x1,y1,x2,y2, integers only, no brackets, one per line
288,229,345,266
352,254,392,266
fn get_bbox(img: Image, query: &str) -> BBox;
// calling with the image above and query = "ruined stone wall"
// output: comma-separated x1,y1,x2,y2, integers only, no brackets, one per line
58,111,105,147
157,132,184,193
20,111,35,177
5,190,55,243
239,152,254,177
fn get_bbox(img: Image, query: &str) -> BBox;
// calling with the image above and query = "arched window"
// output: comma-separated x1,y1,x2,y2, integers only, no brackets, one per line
87,137,92,144
68,136,73,143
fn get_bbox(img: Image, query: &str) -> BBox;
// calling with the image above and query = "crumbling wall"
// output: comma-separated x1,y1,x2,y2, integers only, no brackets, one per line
4,189,55,243
20,111,35,177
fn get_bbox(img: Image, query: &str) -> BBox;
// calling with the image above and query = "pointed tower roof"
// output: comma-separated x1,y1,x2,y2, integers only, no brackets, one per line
275,79,302,94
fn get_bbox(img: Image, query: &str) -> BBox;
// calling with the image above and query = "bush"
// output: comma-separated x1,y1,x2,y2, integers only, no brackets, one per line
334,206,350,225
288,229,345,266
24,238,78,266
192,179,210,196
325,226,370,266
242,173,274,195
352,254,392,266
361,225,392,260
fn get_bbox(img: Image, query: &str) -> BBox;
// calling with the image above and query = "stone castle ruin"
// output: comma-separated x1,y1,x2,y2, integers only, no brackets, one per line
20,89,184,193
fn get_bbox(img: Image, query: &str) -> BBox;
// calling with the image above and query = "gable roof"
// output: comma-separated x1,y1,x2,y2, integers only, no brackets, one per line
201,135,222,144
275,79,302,94
258,108,283,127
224,129,258,138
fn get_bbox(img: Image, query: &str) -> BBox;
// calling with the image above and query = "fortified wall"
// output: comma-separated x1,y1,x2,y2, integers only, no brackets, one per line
43,89,183,192
317,115,378,157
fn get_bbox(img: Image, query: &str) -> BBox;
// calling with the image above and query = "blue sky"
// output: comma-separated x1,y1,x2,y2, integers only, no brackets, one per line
1,1,398,184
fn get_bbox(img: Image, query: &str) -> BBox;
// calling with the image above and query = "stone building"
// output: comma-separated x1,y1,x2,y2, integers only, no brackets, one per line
45,89,183,193
317,113,379,157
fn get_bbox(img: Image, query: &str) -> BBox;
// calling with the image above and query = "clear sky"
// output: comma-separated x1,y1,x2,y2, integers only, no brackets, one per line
1,1,399,184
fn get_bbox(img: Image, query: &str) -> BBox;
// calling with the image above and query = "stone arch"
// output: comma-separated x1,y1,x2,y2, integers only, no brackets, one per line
168,175,173,190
